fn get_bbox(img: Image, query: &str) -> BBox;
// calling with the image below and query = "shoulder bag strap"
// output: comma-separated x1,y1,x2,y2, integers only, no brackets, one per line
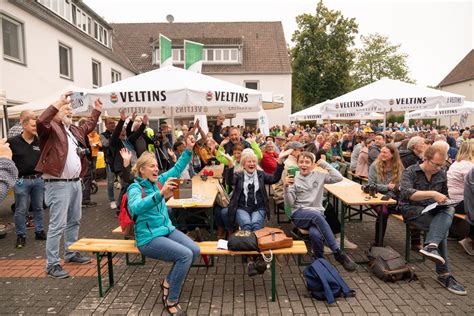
312,259,336,304
319,258,354,298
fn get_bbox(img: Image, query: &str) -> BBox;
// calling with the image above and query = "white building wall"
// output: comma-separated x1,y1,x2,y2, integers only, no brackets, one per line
209,73,292,127
439,80,474,128
1,2,135,106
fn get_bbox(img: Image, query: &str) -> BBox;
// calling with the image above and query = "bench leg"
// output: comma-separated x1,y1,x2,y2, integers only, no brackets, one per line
271,257,276,302
96,252,115,298
192,254,215,268
125,253,146,266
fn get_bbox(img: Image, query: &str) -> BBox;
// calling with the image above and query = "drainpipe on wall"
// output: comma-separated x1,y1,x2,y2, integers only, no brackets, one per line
0,90,8,138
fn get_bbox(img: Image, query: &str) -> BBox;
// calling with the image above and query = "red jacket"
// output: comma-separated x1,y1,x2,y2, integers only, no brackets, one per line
261,151,278,174
35,105,100,178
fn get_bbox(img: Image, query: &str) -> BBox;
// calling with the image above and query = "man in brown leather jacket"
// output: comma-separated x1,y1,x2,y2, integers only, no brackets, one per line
36,92,102,278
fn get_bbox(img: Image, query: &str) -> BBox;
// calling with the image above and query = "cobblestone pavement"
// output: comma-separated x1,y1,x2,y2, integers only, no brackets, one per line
1,183,474,315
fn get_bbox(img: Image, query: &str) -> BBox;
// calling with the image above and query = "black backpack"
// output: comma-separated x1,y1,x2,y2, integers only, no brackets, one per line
367,246,417,282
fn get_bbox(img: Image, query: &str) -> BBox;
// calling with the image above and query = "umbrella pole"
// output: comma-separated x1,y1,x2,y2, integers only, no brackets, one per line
170,109,176,143
383,110,387,132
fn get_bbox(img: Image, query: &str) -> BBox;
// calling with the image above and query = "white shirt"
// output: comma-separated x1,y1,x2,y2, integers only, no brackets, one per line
60,126,82,179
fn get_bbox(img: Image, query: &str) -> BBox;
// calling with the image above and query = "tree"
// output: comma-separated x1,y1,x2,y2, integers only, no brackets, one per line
291,1,358,112
352,33,414,88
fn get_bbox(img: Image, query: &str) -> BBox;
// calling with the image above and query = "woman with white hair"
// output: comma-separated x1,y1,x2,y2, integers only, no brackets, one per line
226,148,290,276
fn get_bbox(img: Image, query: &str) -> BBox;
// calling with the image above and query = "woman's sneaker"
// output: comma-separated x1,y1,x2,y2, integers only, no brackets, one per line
437,274,467,295
419,244,445,265
247,261,258,277
458,238,474,256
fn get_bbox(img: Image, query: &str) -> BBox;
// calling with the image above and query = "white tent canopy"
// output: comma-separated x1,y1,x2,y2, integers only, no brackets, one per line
321,78,465,113
406,101,474,120
289,102,326,121
80,66,263,117
290,101,384,121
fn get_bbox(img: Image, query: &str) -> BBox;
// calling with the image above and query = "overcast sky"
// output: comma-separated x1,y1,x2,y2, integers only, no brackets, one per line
84,0,473,87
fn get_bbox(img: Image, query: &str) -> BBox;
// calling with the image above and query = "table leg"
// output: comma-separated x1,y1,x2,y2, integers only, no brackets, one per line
340,203,346,251
271,258,276,302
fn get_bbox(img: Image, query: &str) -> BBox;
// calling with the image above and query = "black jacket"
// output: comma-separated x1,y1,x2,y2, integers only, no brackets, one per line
399,149,422,169
109,119,146,173
227,163,284,223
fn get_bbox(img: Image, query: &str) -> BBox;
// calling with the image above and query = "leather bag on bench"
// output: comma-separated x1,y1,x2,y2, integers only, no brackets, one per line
255,227,293,251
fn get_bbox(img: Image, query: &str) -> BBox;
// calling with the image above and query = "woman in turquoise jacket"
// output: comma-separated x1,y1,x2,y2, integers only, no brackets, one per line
128,135,199,316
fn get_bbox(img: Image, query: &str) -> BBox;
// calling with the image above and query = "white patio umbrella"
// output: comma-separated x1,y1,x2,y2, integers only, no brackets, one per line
321,78,465,114
290,101,383,122
80,66,263,118
406,101,474,120
289,101,326,121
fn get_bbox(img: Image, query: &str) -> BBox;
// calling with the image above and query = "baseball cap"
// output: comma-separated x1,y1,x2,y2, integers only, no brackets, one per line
286,141,304,150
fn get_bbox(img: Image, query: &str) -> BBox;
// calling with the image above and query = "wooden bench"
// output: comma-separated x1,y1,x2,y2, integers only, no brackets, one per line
391,213,467,263
347,170,368,184
69,238,307,301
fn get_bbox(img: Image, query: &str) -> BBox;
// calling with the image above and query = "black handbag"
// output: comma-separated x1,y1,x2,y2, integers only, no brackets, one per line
227,230,258,251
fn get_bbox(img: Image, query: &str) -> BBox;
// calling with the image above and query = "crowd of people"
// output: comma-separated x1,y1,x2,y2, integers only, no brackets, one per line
1,92,474,314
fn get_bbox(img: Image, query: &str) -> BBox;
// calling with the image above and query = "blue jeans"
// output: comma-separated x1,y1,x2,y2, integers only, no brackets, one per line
138,229,200,302
235,208,266,232
410,206,454,274
44,181,82,269
14,177,44,236
106,165,115,202
214,206,234,231
291,208,339,258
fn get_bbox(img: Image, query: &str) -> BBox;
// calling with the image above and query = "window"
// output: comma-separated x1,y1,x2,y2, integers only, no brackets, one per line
203,48,239,64
206,49,214,61
171,48,184,63
59,43,72,79
111,69,121,83
245,81,259,90
2,15,25,63
92,60,101,88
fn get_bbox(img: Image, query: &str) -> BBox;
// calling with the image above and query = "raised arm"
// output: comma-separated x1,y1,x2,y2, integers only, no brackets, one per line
319,160,344,184
37,92,72,137
158,136,195,183
213,115,225,144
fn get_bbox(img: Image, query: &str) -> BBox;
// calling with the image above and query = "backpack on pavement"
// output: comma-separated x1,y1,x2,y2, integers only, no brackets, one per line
304,258,355,304
367,246,418,282
118,182,162,238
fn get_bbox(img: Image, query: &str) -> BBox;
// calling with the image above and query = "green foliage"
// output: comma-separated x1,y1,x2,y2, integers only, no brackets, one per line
387,114,405,124
353,33,414,88
291,1,358,112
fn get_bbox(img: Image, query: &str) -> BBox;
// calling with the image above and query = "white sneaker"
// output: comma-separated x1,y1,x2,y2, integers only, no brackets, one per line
110,201,117,210
335,236,358,250
458,238,474,256
324,246,332,254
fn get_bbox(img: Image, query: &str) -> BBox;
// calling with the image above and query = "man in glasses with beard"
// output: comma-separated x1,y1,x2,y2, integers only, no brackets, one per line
36,92,102,279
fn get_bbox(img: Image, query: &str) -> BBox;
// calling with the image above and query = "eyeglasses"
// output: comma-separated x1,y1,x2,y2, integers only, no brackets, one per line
429,160,445,168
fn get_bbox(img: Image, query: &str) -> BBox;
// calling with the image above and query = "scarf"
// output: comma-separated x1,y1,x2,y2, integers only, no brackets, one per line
243,170,259,206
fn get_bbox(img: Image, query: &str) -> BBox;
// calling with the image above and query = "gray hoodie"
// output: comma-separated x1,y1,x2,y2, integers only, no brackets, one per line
284,161,343,213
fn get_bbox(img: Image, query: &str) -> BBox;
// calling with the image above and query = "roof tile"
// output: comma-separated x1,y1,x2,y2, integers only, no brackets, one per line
438,49,474,87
